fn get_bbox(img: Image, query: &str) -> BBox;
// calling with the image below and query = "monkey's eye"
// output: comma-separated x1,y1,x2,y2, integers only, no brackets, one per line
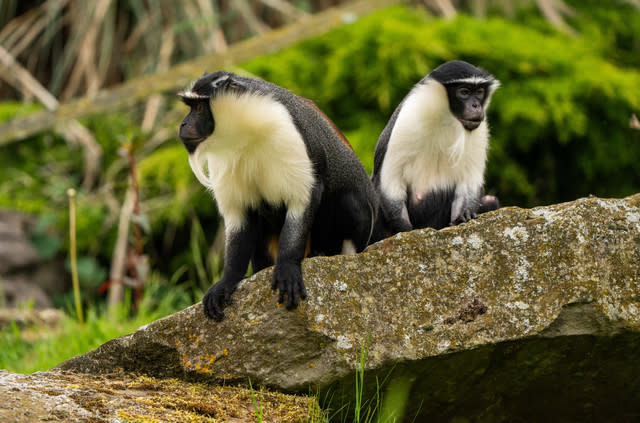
457,87,471,98
475,87,485,98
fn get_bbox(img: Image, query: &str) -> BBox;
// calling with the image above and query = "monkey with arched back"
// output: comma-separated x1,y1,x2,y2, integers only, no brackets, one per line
178,71,378,321
370,60,500,242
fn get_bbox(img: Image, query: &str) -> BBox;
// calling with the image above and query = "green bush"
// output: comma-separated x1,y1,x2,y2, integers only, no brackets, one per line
244,6,640,206
0,4,638,321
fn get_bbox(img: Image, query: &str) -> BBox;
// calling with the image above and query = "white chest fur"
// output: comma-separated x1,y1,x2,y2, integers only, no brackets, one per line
379,81,488,200
188,92,314,230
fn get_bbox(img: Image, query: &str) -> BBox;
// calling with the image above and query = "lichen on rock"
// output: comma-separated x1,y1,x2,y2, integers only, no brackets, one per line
56,194,640,421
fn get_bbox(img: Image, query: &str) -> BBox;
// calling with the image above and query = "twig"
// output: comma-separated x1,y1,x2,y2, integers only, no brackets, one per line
0,0,404,145
536,0,577,36
127,147,143,257
107,187,134,313
67,188,84,324
259,0,310,21
232,0,269,34
62,0,113,99
0,44,102,190
432,0,457,18
0,44,58,109
141,28,175,132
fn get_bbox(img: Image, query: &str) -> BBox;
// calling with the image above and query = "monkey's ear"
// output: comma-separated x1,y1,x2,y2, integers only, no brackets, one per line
227,77,247,90
210,74,247,91
210,74,230,89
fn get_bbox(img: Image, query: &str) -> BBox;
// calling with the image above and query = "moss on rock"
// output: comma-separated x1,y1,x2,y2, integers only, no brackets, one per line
56,194,640,421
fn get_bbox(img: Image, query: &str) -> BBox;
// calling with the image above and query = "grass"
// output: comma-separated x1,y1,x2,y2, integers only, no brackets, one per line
320,340,415,423
0,276,194,374
1,281,412,422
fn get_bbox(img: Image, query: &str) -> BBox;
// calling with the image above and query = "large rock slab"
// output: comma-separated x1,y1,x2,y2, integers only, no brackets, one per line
57,194,640,421
0,370,318,422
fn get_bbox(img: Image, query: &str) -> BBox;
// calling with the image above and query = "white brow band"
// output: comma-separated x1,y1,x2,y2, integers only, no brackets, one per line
447,76,496,85
178,90,209,99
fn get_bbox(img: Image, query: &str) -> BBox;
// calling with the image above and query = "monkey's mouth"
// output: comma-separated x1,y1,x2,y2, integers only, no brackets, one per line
180,137,206,153
459,118,483,131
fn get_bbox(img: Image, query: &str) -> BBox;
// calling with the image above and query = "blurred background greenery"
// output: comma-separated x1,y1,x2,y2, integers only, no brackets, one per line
0,0,639,374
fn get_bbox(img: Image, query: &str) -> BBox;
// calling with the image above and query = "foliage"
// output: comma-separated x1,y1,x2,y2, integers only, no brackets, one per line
0,4,638,338
244,6,640,206
0,0,336,101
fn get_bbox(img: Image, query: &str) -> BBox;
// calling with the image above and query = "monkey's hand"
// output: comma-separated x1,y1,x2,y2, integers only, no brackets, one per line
451,208,477,226
203,279,237,321
272,261,307,310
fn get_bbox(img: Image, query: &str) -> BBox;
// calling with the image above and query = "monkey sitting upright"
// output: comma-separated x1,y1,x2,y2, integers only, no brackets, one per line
370,60,500,242
178,71,377,321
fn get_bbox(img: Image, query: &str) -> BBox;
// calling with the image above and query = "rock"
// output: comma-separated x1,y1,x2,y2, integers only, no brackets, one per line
0,209,41,272
0,308,64,329
0,370,318,422
0,280,53,309
57,194,640,422
0,209,69,308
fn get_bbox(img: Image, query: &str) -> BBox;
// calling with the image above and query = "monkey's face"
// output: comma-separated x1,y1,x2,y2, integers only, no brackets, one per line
178,71,251,152
179,99,214,153
447,83,489,131
428,60,498,132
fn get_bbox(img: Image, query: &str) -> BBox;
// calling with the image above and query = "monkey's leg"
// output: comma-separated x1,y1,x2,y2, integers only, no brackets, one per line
203,223,257,321
251,220,275,273
338,192,376,252
380,195,413,236
478,194,499,214
272,183,322,309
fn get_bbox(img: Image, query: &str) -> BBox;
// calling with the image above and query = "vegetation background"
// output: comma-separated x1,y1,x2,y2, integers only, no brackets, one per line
0,0,639,381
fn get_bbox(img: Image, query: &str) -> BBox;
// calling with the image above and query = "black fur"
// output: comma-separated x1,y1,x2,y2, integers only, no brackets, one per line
179,71,377,320
370,61,499,243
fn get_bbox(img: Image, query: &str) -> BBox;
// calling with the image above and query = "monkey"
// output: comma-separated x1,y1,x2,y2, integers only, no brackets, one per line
178,71,377,321
370,60,500,242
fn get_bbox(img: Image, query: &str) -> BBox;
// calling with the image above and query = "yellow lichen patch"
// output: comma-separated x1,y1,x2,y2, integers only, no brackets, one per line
205,353,217,364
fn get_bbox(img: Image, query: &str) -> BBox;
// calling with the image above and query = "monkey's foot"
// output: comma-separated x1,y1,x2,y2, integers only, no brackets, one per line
478,195,500,214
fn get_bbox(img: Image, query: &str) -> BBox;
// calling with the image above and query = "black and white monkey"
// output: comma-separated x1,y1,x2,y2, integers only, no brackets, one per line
370,60,500,241
178,71,377,321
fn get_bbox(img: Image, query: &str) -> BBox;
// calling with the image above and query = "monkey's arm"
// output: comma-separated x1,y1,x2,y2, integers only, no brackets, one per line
380,194,413,235
272,182,322,308
203,225,256,321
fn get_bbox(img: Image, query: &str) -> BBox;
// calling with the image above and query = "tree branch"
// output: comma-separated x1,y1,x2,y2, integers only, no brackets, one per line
0,0,404,146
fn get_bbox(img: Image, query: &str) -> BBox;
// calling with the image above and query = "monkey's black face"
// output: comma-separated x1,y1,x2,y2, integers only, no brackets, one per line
179,99,214,153
447,83,488,131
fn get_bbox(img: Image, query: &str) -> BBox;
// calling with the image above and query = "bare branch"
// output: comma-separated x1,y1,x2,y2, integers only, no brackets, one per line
0,0,404,146
232,0,269,34
536,0,577,36
0,44,102,190
108,187,134,314
141,28,175,132
259,0,310,21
